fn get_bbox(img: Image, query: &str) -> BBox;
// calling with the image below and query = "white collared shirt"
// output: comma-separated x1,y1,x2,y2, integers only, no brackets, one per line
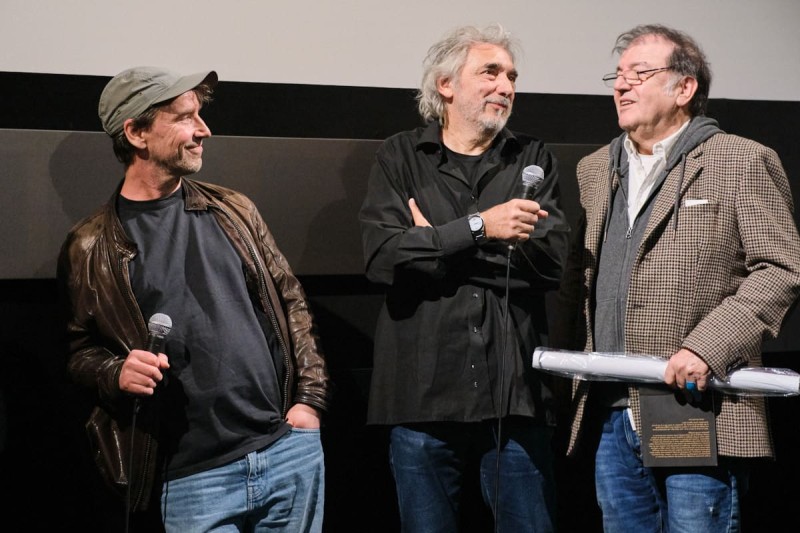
623,120,689,224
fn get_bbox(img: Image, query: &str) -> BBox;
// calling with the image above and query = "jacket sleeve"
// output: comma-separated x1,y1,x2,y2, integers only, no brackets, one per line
682,142,800,378
358,141,475,286
248,202,332,413
57,224,131,411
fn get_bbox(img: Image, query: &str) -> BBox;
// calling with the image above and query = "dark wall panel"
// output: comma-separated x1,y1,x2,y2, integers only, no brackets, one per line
0,131,598,279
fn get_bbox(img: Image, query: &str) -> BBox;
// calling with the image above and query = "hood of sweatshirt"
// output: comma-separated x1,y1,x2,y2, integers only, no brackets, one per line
603,116,724,237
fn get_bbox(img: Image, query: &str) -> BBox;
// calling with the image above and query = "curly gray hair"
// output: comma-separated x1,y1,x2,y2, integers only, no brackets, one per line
416,23,520,124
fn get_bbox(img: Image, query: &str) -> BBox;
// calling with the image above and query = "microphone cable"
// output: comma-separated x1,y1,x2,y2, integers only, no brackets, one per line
492,166,544,531
124,312,172,531
125,398,141,533
492,244,514,533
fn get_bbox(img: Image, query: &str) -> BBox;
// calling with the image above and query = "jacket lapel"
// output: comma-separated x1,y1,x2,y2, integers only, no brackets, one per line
643,147,705,243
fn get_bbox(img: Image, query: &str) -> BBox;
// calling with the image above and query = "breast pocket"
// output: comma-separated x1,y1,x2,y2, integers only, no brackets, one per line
676,199,719,250
643,200,720,305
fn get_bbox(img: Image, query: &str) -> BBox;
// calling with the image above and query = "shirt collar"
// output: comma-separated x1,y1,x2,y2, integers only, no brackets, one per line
416,121,520,160
623,119,690,160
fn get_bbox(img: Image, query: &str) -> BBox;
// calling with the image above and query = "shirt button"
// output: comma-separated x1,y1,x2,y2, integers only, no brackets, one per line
473,326,479,333
472,293,479,298
473,381,478,388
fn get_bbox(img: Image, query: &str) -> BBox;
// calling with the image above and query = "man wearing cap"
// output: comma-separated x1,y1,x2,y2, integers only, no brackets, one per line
57,66,330,532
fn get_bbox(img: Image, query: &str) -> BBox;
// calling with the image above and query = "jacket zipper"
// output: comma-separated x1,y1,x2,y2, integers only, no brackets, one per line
211,205,293,417
116,252,153,511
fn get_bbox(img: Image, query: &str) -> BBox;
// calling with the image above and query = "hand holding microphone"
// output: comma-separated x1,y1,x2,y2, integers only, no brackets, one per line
475,165,548,248
509,165,547,250
119,313,172,396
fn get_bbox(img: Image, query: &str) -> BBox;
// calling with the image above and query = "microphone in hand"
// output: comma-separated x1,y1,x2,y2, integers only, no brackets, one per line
509,165,545,251
145,313,172,389
516,164,545,201
146,313,172,354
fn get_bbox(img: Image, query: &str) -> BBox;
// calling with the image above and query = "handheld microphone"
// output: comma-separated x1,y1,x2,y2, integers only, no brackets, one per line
517,164,545,200
509,165,546,251
146,313,172,354
128,312,172,529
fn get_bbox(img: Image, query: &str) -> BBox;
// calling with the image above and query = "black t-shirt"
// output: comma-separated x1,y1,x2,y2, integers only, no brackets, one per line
444,145,486,190
118,186,288,480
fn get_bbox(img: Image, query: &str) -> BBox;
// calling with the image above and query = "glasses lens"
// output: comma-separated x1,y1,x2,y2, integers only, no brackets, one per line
623,70,641,84
602,74,617,87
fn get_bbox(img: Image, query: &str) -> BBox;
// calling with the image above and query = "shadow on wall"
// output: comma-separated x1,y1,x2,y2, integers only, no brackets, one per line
48,131,121,276
296,138,379,276
0,130,117,279
197,136,382,277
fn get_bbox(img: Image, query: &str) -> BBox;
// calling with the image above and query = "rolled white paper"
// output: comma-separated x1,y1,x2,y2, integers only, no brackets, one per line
532,347,799,397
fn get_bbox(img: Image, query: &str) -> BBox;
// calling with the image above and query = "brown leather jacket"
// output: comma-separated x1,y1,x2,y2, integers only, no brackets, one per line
57,178,331,511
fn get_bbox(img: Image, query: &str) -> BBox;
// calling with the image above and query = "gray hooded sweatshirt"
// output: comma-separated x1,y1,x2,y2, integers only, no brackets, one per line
592,117,722,405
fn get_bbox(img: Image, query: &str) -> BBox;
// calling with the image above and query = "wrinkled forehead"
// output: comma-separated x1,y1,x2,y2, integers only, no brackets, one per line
459,43,517,78
619,35,675,65
468,42,514,62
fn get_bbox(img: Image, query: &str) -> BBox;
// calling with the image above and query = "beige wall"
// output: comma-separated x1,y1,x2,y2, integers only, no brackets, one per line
1,0,798,101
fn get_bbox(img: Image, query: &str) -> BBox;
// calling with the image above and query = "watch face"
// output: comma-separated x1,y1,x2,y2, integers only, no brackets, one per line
469,215,483,231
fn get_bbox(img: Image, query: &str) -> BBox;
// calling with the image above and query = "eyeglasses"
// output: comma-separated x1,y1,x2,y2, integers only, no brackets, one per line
602,67,671,88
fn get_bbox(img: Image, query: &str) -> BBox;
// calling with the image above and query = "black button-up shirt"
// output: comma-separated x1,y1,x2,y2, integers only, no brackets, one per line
359,122,570,425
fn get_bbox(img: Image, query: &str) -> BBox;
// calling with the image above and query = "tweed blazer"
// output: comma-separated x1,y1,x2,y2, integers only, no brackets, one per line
563,132,800,458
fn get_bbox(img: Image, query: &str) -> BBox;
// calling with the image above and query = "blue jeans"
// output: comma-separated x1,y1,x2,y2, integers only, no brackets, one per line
160,428,324,532
595,408,748,533
389,419,556,533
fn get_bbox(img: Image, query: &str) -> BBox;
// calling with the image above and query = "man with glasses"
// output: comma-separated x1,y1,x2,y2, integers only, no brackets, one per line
554,24,800,532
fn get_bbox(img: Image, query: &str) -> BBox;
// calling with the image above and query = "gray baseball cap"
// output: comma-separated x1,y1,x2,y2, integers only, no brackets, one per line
98,66,218,136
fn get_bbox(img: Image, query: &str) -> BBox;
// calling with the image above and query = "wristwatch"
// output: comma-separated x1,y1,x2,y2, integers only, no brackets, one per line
468,213,486,244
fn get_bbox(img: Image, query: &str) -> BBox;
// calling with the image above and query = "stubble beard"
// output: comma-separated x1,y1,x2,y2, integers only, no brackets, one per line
478,104,511,139
159,147,203,177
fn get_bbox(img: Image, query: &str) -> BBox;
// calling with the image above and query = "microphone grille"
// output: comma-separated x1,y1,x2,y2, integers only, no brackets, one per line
148,313,172,336
522,165,545,187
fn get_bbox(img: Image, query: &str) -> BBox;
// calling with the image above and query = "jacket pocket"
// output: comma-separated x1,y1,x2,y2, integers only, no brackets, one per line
86,404,158,512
